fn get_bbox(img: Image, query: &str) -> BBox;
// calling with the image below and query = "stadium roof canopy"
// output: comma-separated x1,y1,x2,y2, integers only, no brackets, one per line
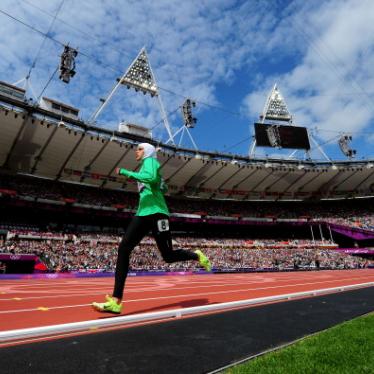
0,93,373,201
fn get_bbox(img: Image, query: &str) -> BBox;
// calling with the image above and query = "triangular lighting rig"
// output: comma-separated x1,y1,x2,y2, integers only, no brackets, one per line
89,47,174,144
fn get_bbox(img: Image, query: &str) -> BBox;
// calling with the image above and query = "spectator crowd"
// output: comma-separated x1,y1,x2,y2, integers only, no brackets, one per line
0,231,371,273
1,174,373,231
1,174,373,274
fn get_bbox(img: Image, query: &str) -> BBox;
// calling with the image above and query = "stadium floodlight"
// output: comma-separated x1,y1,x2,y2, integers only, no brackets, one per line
250,84,295,158
90,47,174,144
120,49,158,97
59,45,78,84
182,99,197,128
166,98,198,149
260,84,292,123
338,134,356,158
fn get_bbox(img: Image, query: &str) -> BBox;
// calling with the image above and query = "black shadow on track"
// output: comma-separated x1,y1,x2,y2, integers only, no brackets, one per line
1,286,373,374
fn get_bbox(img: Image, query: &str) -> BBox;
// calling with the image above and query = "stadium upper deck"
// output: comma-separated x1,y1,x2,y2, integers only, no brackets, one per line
0,89,373,201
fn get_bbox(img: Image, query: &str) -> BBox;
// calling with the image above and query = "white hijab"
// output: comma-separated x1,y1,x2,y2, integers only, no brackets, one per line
138,143,156,159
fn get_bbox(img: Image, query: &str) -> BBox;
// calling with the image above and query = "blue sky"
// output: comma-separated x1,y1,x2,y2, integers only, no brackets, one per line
0,0,373,161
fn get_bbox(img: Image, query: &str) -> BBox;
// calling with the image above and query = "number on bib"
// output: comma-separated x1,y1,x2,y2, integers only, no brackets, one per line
157,219,169,232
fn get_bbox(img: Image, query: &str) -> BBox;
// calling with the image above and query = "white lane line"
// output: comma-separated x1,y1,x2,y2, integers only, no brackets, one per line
0,280,266,299
1,278,373,314
0,274,372,301
0,279,302,300
1,274,373,302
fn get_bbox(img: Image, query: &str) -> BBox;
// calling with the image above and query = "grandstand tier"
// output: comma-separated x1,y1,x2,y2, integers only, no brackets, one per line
1,172,373,274
1,93,374,201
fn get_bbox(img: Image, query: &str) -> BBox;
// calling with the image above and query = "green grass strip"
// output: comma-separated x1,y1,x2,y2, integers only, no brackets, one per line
225,312,374,374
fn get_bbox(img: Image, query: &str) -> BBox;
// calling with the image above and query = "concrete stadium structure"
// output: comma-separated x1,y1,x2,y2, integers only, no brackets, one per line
1,90,373,202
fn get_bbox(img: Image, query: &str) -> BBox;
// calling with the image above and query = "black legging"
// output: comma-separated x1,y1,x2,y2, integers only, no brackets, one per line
113,213,198,299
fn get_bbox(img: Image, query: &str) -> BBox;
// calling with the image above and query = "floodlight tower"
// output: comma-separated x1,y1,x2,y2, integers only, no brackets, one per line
249,84,335,162
249,84,292,157
338,134,356,159
166,98,198,150
260,84,292,123
90,48,175,144
59,45,78,84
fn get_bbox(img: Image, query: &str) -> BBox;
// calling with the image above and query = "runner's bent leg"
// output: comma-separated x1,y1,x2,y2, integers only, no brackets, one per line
113,216,151,299
152,214,198,263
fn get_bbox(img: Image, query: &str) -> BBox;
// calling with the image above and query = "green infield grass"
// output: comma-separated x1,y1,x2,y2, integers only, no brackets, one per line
225,312,374,374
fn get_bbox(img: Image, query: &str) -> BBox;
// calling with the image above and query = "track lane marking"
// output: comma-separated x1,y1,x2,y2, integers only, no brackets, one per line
0,278,372,315
1,274,373,302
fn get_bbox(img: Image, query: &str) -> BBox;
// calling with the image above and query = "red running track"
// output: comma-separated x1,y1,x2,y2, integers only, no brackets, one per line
1,269,373,334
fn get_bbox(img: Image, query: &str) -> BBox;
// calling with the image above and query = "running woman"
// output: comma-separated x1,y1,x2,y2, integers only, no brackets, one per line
92,143,211,314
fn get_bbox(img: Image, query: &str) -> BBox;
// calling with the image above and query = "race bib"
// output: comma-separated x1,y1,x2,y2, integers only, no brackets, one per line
157,219,169,232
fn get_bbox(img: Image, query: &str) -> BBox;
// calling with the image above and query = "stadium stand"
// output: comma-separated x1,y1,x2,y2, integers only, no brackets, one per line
0,172,373,273
1,234,371,273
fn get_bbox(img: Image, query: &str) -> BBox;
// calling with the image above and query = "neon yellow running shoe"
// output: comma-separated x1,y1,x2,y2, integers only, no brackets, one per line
92,295,122,314
195,249,212,272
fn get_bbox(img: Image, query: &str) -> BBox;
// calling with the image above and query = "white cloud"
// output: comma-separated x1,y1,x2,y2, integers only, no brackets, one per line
0,0,373,156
